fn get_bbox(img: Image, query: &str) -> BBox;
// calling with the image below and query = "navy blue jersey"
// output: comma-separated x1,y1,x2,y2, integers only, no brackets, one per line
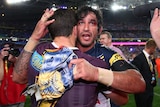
86,43,136,71
28,42,108,107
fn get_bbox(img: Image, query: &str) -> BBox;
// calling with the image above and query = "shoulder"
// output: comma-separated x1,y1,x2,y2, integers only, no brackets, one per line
95,43,116,55
135,52,144,59
35,42,54,54
74,50,108,68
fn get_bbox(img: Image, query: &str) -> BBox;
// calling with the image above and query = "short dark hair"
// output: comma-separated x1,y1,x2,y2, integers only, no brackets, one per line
101,31,112,39
2,42,15,48
48,8,77,40
145,39,157,49
76,6,103,32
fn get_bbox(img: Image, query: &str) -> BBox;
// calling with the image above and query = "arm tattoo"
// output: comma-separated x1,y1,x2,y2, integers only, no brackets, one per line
14,50,32,76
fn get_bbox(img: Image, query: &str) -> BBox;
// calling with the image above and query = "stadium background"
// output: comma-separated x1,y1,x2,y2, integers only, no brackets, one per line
0,0,160,106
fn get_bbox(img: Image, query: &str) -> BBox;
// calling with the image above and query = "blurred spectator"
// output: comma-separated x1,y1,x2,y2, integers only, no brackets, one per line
155,52,160,86
131,39,157,107
0,42,26,107
99,31,128,61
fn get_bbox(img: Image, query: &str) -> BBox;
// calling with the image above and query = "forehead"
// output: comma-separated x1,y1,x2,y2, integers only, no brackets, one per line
80,12,97,21
100,34,108,38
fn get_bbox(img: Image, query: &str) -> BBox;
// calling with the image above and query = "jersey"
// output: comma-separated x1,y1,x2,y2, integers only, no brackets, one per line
86,43,137,107
86,43,135,71
26,42,109,107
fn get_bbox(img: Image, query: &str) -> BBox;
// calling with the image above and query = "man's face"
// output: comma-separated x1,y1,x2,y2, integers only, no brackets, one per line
149,47,157,55
99,34,111,46
77,12,99,48
3,44,17,62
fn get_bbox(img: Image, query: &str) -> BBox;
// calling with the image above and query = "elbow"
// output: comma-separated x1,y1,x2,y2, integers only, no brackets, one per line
135,71,146,93
137,78,146,93
131,69,146,93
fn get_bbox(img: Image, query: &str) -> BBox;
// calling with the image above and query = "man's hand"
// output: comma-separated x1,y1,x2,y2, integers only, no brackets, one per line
24,8,55,53
150,8,160,48
30,8,55,41
69,58,99,81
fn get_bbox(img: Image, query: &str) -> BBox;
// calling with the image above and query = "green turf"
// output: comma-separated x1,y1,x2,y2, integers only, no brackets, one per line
24,96,31,107
122,85,160,107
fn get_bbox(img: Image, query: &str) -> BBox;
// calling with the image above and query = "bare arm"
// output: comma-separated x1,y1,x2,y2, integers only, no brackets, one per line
12,50,32,84
150,8,160,48
106,89,128,106
71,58,146,93
110,69,145,93
12,8,55,84
0,46,10,85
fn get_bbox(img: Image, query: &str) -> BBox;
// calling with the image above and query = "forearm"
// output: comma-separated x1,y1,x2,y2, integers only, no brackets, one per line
111,69,145,93
106,89,128,106
13,50,32,84
97,68,146,93
12,38,39,84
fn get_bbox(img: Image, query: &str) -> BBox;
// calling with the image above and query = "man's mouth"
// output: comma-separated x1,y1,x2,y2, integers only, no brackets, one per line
82,34,90,41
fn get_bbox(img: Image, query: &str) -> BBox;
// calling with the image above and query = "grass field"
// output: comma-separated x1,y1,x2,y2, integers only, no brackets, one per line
24,85,160,107
122,85,160,107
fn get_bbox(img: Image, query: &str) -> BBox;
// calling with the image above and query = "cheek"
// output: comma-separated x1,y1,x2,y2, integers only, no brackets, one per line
92,30,98,38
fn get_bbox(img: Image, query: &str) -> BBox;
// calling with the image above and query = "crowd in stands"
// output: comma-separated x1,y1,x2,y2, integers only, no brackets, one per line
0,13,157,61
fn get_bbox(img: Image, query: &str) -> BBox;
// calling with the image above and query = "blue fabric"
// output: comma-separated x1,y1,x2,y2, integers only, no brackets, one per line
38,46,78,100
23,46,78,101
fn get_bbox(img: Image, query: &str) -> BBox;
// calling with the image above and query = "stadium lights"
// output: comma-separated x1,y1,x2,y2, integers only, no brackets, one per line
111,3,127,11
6,0,30,4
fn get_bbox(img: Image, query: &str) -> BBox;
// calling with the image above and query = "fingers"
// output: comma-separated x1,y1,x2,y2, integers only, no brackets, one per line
40,8,55,30
30,8,55,40
70,58,98,81
153,8,160,19
41,8,55,22
153,8,159,18
69,58,83,65
73,65,81,80
69,58,85,80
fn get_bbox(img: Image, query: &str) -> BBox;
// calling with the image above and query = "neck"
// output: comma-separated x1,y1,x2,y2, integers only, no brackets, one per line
76,42,94,52
53,36,75,47
106,42,112,47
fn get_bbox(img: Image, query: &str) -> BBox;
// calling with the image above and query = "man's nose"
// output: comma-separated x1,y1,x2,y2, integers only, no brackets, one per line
84,23,89,31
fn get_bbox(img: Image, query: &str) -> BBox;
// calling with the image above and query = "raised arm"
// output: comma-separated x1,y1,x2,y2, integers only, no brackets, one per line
12,8,55,84
0,45,11,85
150,8,160,48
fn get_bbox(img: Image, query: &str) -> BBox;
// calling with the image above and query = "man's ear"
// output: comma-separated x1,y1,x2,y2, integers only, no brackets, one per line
98,26,103,35
71,26,77,39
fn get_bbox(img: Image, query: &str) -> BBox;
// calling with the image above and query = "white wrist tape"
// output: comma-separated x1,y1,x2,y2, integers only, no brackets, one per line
24,38,39,53
98,67,113,86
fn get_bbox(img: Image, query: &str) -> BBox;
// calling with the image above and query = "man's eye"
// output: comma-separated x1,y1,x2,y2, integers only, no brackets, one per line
89,21,97,25
78,21,84,25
